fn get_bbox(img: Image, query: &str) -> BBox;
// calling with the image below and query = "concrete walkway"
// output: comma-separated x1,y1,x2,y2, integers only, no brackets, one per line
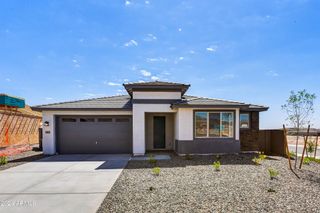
0,154,130,213
288,144,320,158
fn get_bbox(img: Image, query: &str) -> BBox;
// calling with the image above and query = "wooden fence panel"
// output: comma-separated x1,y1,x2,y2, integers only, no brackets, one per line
0,112,41,148
241,129,286,156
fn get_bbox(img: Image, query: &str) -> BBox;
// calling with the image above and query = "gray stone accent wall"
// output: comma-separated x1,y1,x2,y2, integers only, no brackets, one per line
175,138,240,155
240,111,260,151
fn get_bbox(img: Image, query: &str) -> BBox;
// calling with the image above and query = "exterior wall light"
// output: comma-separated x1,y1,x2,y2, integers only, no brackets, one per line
44,121,50,127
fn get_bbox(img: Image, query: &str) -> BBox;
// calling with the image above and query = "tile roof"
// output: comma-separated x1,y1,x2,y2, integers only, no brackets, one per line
123,81,190,96
124,81,189,86
175,95,248,106
32,95,132,111
33,94,268,112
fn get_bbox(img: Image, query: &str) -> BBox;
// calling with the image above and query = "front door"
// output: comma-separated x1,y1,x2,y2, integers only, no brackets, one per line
153,116,166,149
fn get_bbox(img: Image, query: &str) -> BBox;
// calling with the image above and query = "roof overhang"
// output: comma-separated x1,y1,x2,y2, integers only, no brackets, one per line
171,104,269,112
171,104,250,109
123,82,190,96
241,107,269,112
31,107,132,112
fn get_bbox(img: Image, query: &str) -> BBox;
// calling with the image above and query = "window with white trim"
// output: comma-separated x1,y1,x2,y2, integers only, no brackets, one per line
195,111,234,138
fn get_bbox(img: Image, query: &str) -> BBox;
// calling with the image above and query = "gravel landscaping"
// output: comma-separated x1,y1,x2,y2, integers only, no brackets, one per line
98,153,320,213
0,149,45,171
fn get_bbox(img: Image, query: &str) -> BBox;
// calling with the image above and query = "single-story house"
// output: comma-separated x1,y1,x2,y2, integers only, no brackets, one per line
33,81,268,156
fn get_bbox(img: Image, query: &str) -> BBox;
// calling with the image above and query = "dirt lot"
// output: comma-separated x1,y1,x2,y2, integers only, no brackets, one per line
287,135,319,145
98,153,320,213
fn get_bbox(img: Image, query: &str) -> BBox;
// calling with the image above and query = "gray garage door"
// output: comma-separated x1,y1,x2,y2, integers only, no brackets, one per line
56,116,132,154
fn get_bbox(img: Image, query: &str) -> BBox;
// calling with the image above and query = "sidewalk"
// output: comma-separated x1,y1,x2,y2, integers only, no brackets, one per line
288,144,320,158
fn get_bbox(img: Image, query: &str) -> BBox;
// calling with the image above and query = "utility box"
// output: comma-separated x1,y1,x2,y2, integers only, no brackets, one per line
0,94,25,108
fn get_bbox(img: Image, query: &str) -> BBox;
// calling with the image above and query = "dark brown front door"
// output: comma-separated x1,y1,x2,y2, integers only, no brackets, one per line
153,116,166,149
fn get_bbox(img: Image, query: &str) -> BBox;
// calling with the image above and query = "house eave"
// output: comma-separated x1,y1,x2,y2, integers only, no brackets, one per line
170,104,250,109
241,107,269,112
31,107,132,112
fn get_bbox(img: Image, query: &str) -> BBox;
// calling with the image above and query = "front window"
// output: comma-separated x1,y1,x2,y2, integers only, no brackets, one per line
240,113,250,129
195,112,207,137
195,111,234,138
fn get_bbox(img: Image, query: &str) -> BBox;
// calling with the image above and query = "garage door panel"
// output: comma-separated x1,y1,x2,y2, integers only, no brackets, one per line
57,116,132,154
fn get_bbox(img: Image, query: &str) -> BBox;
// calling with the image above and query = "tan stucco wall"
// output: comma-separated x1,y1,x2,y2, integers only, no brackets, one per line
145,113,174,151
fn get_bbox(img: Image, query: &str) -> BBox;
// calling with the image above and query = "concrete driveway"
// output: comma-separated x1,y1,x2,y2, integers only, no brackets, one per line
0,154,131,213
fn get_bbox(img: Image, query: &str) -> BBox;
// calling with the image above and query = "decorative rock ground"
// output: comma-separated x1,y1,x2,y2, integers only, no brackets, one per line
98,153,320,213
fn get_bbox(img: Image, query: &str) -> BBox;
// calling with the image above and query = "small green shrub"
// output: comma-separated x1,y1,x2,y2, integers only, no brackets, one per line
185,154,193,160
303,157,311,165
267,188,276,193
308,157,320,164
307,140,315,155
268,168,279,180
213,161,221,171
259,154,267,160
289,151,296,159
152,167,161,176
252,157,261,165
0,154,8,165
149,186,155,191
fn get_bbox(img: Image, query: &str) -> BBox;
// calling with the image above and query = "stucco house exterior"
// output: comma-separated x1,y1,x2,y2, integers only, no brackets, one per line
33,81,268,156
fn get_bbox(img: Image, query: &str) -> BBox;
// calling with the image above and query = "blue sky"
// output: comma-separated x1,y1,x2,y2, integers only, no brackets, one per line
1,0,320,129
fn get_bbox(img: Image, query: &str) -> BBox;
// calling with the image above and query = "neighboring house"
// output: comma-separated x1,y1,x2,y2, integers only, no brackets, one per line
33,81,268,155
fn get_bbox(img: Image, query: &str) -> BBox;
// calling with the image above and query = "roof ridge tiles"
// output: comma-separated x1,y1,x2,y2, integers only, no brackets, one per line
33,94,129,108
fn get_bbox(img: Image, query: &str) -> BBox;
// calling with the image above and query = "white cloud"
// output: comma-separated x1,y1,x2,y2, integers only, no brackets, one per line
141,69,151,77
105,82,121,86
123,79,129,82
174,56,185,64
219,74,235,80
5,78,11,82
83,93,105,98
151,76,160,81
124,39,138,47
162,71,171,75
72,59,80,68
178,28,182,32
143,33,157,42
146,57,168,62
138,80,145,83
266,70,279,77
45,97,53,100
206,45,218,52
125,0,131,6
145,0,150,4
189,50,195,54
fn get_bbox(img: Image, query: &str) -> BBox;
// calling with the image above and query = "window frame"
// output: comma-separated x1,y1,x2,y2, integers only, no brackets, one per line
61,118,77,122
194,110,235,139
240,113,250,129
79,118,95,122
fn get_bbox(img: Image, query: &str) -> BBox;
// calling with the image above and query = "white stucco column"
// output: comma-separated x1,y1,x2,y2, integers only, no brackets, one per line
132,105,146,155
235,108,240,140
42,113,56,155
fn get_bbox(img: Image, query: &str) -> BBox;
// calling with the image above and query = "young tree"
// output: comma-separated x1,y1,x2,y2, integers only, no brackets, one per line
282,90,316,169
